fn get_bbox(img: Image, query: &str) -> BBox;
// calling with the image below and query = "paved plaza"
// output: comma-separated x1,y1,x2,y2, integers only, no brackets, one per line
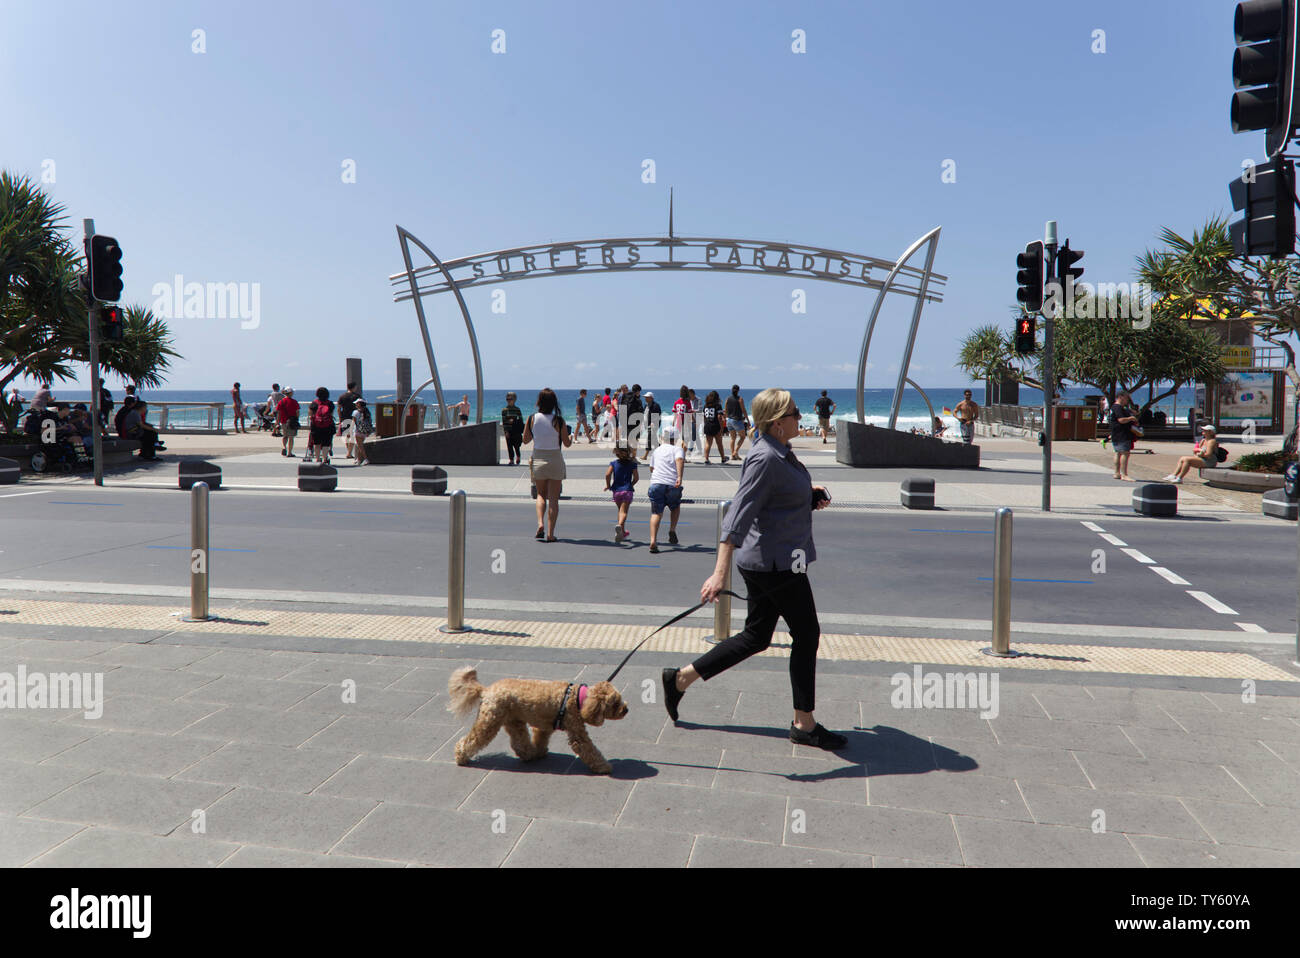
2,432,1298,867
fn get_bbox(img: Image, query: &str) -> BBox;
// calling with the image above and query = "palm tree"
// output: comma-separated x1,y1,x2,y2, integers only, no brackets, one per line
956,320,1043,391
0,171,180,430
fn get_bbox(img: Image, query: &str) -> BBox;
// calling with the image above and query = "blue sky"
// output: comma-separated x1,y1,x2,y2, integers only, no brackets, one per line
3,0,1249,392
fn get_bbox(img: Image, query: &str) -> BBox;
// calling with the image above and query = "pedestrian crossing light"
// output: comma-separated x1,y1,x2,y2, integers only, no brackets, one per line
1016,241,1044,312
1229,157,1296,256
1015,315,1036,354
100,305,125,342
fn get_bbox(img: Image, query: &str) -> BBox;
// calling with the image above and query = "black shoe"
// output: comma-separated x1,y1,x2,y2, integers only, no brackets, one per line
790,723,848,750
662,668,684,721
668,530,679,545
649,543,659,553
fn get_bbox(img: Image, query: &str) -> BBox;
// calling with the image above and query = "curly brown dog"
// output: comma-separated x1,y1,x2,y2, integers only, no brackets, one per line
447,667,629,774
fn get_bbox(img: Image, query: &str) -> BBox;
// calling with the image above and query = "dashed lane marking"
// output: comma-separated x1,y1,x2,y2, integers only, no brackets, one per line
1237,623,1267,633
1121,548,1156,564
1150,567,1191,586
1098,533,1127,547
1187,591,1239,615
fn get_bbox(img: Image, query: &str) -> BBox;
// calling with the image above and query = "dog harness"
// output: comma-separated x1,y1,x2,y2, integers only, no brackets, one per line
553,683,589,729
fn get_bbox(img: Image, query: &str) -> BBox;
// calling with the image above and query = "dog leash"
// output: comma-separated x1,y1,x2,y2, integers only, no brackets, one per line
604,573,806,682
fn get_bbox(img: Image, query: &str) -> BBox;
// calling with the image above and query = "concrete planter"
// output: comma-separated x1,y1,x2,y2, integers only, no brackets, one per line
1201,466,1285,492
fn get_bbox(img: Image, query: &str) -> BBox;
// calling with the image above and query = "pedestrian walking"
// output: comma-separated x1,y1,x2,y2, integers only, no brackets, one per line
338,382,360,458
605,443,639,542
523,387,573,541
814,390,836,444
1109,390,1139,480
265,383,284,436
701,390,726,463
641,391,661,461
277,387,300,457
954,389,979,444
456,394,470,426
231,382,247,434
351,398,374,465
687,388,702,458
623,383,645,450
660,388,843,750
501,391,525,465
308,387,335,464
725,385,749,459
647,425,685,554
576,388,594,442
673,386,690,457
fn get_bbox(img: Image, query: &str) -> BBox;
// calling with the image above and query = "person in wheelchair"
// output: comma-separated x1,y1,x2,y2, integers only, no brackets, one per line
24,404,90,471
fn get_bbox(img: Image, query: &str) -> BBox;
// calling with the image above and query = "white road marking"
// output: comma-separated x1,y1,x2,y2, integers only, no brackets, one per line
1187,591,1239,615
1080,521,1105,532
1121,548,1156,564
1150,567,1190,585
0,490,52,499
1098,533,1127,547
1236,622,1267,633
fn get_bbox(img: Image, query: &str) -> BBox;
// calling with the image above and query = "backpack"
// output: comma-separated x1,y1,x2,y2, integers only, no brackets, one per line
1215,446,1229,463
312,400,333,428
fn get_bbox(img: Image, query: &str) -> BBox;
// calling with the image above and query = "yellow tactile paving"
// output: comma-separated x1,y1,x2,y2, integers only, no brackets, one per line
1,598,1296,682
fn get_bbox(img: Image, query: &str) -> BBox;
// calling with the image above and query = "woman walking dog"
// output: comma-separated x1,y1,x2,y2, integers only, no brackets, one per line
661,388,843,750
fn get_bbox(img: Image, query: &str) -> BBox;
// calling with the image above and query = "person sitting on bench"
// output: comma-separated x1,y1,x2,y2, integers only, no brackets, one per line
1163,424,1220,483
119,399,161,460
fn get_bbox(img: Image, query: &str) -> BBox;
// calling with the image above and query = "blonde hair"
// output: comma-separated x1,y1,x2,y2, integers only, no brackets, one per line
750,388,793,435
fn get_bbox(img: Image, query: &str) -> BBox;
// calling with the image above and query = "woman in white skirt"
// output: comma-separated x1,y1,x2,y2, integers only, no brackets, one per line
523,387,573,541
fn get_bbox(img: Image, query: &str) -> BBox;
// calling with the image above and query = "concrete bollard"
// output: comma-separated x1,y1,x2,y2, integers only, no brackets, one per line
1133,483,1177,517
298,462,338,492
900,477,935,509
1262,488,1298,521
179,460,221,490
412,465,448,496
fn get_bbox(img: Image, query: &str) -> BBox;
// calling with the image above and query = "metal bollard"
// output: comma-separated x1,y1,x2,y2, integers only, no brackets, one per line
439,489,470,633
703,499,733,645
982,507,1019,657
182,481,211,622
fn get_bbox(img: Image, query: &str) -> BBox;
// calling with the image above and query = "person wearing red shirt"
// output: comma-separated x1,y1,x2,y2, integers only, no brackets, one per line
276,387,301,458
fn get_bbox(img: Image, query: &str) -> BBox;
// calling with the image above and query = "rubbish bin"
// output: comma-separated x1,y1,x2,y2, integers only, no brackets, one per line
375,403,427,438
1053,406,1079,441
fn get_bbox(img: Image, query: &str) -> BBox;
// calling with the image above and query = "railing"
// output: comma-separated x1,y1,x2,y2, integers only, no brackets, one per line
981,404,1043,431
147,402,226,432
1250,345,1288,369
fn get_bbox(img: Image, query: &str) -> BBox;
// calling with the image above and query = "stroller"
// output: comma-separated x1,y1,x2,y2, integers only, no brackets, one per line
250,402,278,433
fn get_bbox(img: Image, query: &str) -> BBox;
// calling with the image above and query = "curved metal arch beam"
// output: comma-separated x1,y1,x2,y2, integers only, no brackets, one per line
906,378,936,429
396,226,485,427
398,376,440,436
855,226,943,427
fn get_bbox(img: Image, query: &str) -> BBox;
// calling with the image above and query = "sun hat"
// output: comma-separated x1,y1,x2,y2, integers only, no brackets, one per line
1201,424,1216,433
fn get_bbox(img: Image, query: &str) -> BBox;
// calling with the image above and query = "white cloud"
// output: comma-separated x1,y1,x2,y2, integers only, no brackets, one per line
742,364,760,371
574,362,596,370
792,363,811,371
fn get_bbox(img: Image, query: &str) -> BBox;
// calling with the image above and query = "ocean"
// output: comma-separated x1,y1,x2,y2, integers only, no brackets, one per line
37,384,1202,433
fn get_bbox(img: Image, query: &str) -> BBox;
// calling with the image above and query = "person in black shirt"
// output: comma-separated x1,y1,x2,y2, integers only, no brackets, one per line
501,391,525,465
1108,390,1139,480
725,385,749,459
623,384,645,451
640,392,662,461
701,390,726,463
813,390,835,444
337,382,360,459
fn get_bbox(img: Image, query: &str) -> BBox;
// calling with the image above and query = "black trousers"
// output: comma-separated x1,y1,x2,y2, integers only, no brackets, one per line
691,567,821,713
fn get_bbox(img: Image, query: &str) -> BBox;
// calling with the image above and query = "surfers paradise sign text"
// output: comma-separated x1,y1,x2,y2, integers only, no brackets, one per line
394,237,947,302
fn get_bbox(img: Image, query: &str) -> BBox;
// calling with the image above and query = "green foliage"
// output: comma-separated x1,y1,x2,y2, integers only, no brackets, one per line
0,170,180,430
1234,449,1295,474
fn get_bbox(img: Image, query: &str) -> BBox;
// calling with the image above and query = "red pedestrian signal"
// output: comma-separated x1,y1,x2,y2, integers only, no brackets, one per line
1015,315,1037,354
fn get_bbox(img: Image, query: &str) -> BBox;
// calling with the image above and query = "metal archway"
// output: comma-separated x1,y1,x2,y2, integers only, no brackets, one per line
391,226,945,430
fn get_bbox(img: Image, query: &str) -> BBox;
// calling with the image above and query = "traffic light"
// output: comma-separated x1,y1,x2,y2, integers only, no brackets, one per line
1057,240,1084,284
100,305,125,342
1232,0,1300,155
1015,315,1037,354
1016,241,1044,312
87,234,123,302
1230,158,1296,256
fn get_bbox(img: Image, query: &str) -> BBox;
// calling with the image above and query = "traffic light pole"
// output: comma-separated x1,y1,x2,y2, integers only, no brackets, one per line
83,218,103,487
1041,221,1058,512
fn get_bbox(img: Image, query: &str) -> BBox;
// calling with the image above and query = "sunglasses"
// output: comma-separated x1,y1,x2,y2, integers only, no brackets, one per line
784,407,800,419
